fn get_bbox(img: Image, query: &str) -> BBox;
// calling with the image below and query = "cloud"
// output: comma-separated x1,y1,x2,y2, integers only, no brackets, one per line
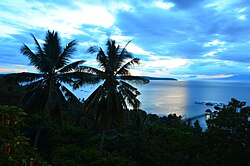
1,0,250,80
205,0,240,11
204,40,226,47
171,58,250,77
130,57,189,77
0,0,122,39
203,51,217,57
238,15,247,20
154,1,175,10
142,58,188,69
196,74,234,79
126,43,152,56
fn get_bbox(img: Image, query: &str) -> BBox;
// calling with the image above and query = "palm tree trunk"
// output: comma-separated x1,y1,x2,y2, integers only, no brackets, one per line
33,84,50,147
33,123,43,147
99,129,106,152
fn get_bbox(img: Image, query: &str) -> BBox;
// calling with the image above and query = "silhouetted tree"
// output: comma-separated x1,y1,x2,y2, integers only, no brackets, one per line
78,39,149,151
3,30,98,147
205,98,250,165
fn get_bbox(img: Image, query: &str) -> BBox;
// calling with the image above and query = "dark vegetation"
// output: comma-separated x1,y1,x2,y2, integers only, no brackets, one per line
0,31,250,165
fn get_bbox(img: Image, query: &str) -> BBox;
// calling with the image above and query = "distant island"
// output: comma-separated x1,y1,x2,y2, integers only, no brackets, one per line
0,74,178,81
141,76,177,81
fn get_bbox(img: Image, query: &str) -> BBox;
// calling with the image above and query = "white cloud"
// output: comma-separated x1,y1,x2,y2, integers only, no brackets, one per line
73,2,115,28
203,51,217,57
130,68,172,77
204,40,225,47
203,47,226,57
237,7,247,13
205,0,238,11
153,0,175,10
142,58,188,69
0,0,116,38
0,23,23,38
126,43,152,56
110,35,133,43
196,74,234,79
106,1,133,12
79,42,90,47
128,57,188,77
238,15,247,20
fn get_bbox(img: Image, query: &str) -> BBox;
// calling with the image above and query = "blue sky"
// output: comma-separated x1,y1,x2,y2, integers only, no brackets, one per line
1,0,250,80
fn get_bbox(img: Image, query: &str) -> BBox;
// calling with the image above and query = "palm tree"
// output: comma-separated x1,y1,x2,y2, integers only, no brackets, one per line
4,30,98,147
78,39,149,151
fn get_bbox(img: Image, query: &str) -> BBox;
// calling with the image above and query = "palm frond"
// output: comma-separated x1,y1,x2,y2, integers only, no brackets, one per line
57,72,97,85
120,40,131,57
87,45,99,54
31,34,44,56
116,41,133,70
20,44,42,70
43,31,62,68
87,46,108,70
106,39,116,61
22,83,48,114
84,85,105,112
119,84,140,109
61,85,80,104
78,66,104,75
119,81,140,94
24,79,45,91
57,40,77,69
96,48,108,70
58,60,85,73
117,90,128,110
116,58,140,75
56,73,76,85
70,72,101,89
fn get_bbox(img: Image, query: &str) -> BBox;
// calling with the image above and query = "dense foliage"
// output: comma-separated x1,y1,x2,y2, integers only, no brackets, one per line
1,96,249,165
0,106,47,165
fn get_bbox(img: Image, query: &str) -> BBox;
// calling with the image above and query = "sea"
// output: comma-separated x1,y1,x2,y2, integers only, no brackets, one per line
71,80,250,129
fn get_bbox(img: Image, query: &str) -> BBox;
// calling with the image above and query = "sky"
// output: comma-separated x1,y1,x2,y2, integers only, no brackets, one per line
1,0,250,80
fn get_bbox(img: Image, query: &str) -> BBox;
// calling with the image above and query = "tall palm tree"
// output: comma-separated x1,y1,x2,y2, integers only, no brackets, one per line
4,30,98,146
78,39,149,151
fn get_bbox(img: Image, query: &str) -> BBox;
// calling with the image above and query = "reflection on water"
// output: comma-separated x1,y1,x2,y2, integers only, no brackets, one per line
71,80,250,128
138,80,250,117
138,81,188,116
137,80,250,128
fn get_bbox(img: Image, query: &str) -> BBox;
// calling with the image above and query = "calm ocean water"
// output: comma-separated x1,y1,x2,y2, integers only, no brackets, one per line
71,80,250,128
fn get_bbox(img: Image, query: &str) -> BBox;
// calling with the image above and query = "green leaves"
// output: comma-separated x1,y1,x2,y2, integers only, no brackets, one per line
0,106,48,165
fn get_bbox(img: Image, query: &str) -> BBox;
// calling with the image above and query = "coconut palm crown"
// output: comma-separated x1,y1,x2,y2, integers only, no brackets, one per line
4,30,97,122
78,39,149,129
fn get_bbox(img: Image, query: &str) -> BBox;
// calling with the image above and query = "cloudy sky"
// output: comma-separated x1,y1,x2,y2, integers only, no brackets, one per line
1,0,250,80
